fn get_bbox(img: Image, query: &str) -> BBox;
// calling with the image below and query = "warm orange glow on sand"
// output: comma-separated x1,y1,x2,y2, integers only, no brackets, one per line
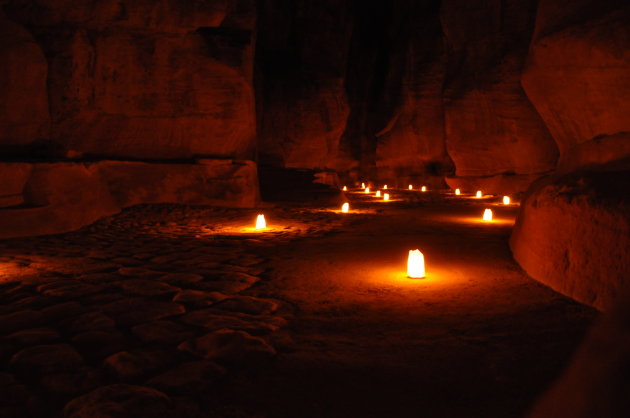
255,214,267,229
455,188,461,195
407,249,425,278
341,202,349,213
383,193,390,201
376,190,381,197
421,186,427,192
503,196,510,205
482,209,493,221
476,190,482,198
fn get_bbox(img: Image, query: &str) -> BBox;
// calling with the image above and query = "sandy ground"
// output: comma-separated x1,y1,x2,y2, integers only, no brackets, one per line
0,190,597,417
216,190,597,417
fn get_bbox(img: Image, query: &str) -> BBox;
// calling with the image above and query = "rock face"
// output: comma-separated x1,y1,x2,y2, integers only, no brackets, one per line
0,9,49,151
0,159,259,239
522,0,630,163
528,294,630,418
374,1,453,186
440,0,558,179
509,0,630,309
256,0,352,170
3,0,256,160
510,170,630,311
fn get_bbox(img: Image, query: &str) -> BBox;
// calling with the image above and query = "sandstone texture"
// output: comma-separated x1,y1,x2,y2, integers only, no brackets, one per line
529,294,630,418
522,0,630,162
0,159,259,239
0,10,49,149
256,0,352,170
510,170,630,311
440,0,558,179
374,2,453,186
4,0,257,160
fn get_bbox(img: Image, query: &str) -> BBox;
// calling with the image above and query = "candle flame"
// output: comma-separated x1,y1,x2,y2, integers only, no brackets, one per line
376,190,381,197
407,249,425,278
503,196,510,205
383,193,390,201
361,182,365,189
409,184,413,190
365,187,370,193
383,185,388,189
255,214,266,229
476,190,482,198
421,186,427,192
455,188,461,195
341,202,349,213
483,209,493,221
343,186,347,191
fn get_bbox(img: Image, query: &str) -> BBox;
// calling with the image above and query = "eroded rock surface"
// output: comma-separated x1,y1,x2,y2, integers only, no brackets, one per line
510,170,630,311
4,0,256,160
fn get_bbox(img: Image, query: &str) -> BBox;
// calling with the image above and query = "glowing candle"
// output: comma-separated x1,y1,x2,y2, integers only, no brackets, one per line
455,188,461,195
409,184,413,190
341,202,349,213
383,185,388,189
503,196,510,205
375,190,381,197
365,187,370,193
407,249,425,278
361,182,365,189
343,186,347,191
421,186,427,192
383,193,390,201
476,190,482,198
482,209,493,221
255,214,266,229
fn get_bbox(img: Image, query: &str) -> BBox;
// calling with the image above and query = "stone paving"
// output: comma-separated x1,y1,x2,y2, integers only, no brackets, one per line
0,194,597,417
0,204,348,417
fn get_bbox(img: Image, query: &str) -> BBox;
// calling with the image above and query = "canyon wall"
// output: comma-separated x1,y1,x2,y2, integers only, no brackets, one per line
440,0,558,191
255,0,352,171
0,1,260,238
255,0,562,190
510,0,630,311
3,0,256,160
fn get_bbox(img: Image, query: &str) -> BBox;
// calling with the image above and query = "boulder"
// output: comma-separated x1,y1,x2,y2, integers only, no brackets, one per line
510,170,630,311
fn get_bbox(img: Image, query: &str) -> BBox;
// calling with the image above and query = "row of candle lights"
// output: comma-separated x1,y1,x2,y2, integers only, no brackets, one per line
254,183,516,279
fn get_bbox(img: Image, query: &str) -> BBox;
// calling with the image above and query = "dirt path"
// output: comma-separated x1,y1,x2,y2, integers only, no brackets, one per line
0,193,597,417
221,193,597,417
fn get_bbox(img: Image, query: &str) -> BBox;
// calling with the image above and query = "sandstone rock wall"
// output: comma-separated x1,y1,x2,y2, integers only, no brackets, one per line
440,0,558,179
0,9,49,151
510,170,630,311
255,0,352,171
522,0,630,165
3,0,257,160
0,159,259,239
509,0,630,311
374,1,453,186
